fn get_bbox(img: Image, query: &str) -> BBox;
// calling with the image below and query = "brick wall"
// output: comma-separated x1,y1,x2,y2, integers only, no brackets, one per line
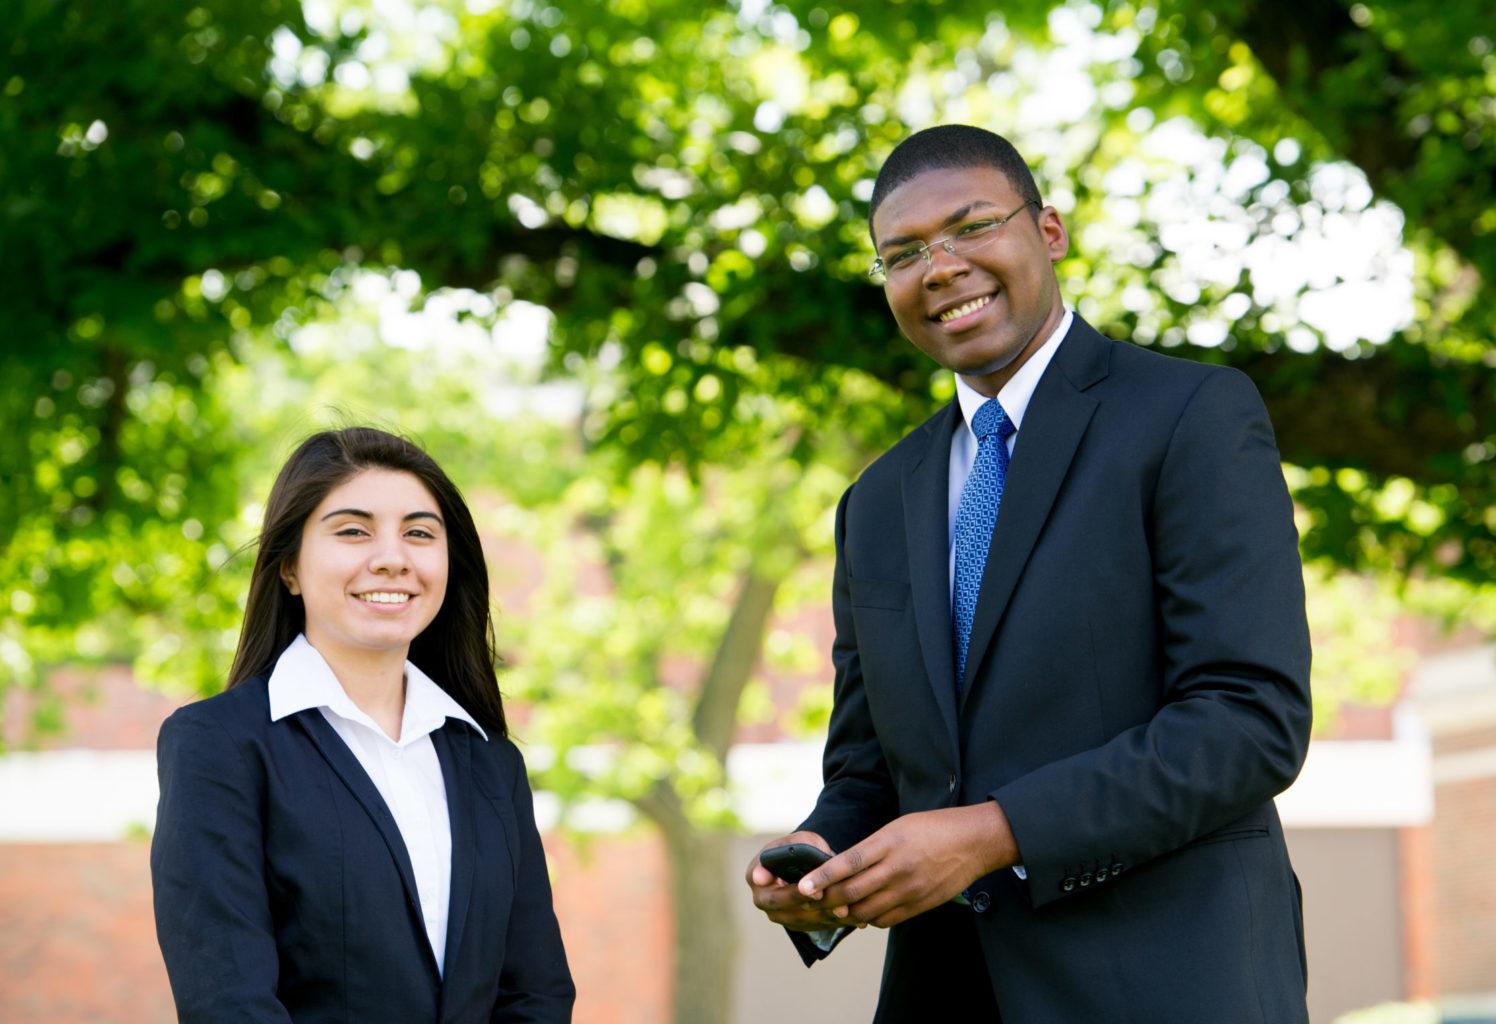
3,665,185,751
0,843,173,1024
548,832,673,1024
1431,775,1496,994
0,832,672,1024
1418,643,1496,1000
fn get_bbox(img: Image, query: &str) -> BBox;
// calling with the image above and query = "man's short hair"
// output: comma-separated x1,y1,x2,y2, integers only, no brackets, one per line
869,125,1043,237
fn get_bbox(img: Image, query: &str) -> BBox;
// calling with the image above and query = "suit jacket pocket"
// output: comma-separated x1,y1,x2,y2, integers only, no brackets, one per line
849,576,909,611
1182,825,1269,850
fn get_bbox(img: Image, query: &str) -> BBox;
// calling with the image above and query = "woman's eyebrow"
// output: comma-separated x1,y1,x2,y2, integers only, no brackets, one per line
318,508,444,526
320,507,371,521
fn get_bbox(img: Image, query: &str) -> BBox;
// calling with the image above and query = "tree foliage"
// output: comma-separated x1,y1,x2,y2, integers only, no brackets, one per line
5,3,1490,664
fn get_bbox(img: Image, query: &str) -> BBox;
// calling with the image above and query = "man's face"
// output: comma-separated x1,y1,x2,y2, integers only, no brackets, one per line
871,164,1069,395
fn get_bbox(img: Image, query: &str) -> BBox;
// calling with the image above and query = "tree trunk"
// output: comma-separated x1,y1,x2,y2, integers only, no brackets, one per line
629,521,804,1022
692,570,783,761
660,819,738,1024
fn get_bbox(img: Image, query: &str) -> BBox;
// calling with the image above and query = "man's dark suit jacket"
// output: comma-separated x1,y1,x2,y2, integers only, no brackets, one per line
151,676,575,1023
797,317,1312,1023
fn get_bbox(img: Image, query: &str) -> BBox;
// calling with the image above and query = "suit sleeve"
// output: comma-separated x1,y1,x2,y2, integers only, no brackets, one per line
490,743,576,1022
791,485,901,963
992,367,1312,909
151,706,294,1023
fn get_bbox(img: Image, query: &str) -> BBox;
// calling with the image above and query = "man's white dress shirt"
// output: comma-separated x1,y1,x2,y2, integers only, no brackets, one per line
267,634,488,976
947,308,1072,596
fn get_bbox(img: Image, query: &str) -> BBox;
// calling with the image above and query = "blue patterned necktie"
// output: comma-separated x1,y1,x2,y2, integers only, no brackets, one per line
953,399,1015,689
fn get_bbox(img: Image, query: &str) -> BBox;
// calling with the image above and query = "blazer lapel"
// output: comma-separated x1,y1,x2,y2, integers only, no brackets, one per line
903,399,961,748
293,712,439,975
431,723,475,986
959,319,1111,704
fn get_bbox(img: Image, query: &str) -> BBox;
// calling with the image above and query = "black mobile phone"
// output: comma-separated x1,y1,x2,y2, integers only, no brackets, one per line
759,843,832,884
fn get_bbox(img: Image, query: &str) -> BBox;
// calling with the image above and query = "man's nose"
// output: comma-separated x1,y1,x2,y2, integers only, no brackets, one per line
922,242,969,287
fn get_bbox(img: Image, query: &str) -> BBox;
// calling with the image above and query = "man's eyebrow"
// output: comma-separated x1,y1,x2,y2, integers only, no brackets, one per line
878,200,1000,251
319,508,444,526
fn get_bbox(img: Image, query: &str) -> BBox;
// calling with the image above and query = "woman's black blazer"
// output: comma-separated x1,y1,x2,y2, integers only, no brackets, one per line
151,675,574,1022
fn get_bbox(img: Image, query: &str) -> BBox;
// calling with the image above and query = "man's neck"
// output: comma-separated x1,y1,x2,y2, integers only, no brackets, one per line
958,302,1067,398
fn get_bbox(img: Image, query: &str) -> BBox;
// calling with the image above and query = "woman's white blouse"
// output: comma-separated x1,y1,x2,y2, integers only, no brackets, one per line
266,634,487,976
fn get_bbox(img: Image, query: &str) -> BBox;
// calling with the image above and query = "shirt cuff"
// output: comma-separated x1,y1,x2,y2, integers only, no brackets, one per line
808,926,850,952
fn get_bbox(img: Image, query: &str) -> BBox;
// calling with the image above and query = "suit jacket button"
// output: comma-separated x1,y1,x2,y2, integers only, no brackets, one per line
971,891,991,913
947,774,957,794
1061,876,1076,893
1079,872,1093,887
1095,868,1109,883
1111,862,1124,876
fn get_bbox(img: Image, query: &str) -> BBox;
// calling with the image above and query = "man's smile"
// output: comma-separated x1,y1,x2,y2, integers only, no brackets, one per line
932,292,997,330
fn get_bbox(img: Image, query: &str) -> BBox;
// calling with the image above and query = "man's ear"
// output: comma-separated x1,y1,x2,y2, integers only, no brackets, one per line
1040,205,1070,263
280,560,301,596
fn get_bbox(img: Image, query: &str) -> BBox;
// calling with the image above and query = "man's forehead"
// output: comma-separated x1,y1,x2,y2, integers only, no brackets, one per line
870,164,1019,243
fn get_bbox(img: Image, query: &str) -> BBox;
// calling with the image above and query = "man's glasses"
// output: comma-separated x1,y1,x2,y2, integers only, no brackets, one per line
869,199,1039,284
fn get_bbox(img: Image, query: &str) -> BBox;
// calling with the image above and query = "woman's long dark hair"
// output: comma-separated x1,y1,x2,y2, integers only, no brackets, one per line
227,427,506,738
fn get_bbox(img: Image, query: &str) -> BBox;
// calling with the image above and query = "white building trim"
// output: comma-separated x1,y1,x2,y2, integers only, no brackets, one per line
0,750,160,842
0,716,1438,842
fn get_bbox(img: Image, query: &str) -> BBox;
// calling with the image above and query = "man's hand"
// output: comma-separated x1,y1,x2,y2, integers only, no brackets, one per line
798,802,1019,929
746,831,851,932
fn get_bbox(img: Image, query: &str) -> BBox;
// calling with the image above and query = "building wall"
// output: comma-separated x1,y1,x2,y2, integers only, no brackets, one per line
1285,829,1406,1023
0,820,1441,1024
1417,644,1496,1003
0,843,172,1024
0,832,675,1024
1432,777,1496,995
11,649,1492,1022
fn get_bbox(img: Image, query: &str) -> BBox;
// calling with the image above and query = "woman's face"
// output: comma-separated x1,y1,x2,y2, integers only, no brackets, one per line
282,468,449,661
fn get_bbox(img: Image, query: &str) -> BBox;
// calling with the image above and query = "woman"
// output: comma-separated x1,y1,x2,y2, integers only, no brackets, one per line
151,427,574,1022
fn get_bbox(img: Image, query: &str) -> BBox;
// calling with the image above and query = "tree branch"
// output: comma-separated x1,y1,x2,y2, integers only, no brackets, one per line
691,567,785,763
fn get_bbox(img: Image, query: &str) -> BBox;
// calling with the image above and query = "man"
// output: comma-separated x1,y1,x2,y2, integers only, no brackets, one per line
745,125,1311,1022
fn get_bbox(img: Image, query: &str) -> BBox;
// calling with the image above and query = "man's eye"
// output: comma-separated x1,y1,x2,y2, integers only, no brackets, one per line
887,248,923,270
957,219,998,237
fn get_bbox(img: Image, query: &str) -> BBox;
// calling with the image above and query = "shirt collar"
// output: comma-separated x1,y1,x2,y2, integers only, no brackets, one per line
267,633,488,743
955,307,1073,440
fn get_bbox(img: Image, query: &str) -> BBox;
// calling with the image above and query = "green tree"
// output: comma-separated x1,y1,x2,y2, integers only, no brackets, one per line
5,2,1489,682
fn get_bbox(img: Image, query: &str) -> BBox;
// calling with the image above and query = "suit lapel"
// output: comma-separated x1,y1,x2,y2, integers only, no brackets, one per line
431,724,475,986
959,319,1111,704
293,711,439,976
902,400,960,749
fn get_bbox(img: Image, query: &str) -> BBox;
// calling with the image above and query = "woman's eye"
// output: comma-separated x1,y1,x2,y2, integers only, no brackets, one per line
335,527,368,537
406,529,436,540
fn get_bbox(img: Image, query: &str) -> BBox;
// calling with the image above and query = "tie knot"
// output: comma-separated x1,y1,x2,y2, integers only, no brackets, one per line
971,399,1014,442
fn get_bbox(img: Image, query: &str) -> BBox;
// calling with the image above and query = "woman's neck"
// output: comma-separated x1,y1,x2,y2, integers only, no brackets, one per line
304,629,408,741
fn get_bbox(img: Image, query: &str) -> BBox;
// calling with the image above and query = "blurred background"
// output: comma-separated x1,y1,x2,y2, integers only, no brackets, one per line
1,0,1493,1021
